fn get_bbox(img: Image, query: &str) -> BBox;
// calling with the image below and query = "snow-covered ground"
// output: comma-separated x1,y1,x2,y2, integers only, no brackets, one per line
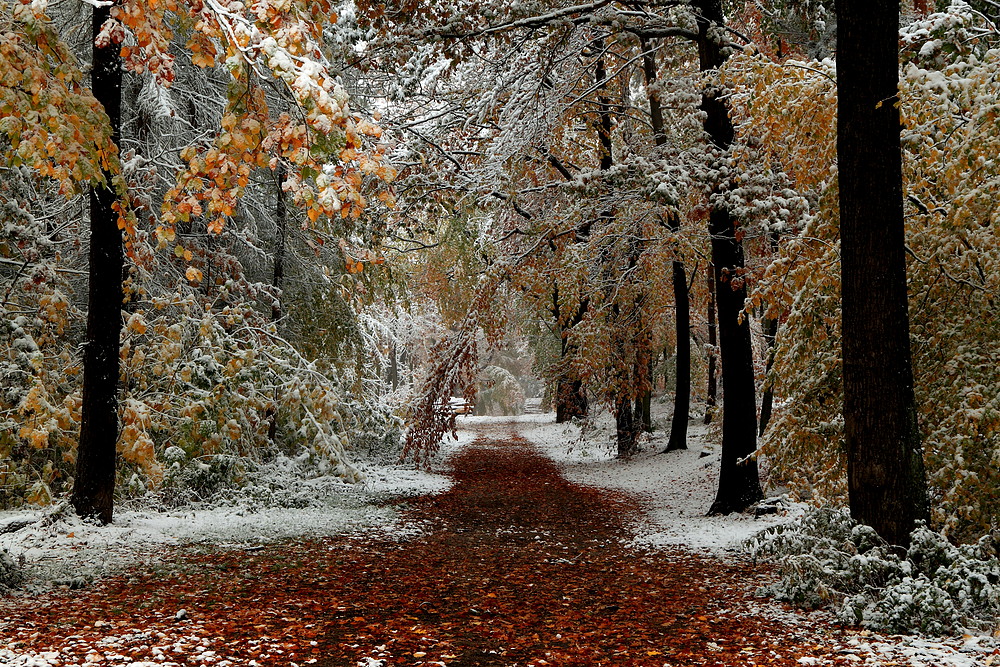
0,446,467,592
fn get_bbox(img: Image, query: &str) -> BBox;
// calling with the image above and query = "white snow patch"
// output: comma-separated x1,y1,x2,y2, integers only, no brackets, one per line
844,631,999,667
0,443,468,591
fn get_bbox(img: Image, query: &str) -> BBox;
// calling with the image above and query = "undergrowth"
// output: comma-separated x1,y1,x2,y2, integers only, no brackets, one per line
746,507,1000,635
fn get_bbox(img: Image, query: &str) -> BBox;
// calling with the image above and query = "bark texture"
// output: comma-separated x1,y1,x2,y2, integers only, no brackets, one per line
271,163,287,322
758,315,778,437
73,4,123,524
836,0,930,546
693,0,763,514
666,255,690,451
704,265,717,424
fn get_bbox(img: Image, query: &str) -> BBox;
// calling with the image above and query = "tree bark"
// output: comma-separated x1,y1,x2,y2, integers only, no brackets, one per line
271,162,287,322
554,285,589,423
693,0,763,515
666,254,690,451
616,395,638,458
597,41,640,456
641,37,689,451
704,265,718,424
73,3,124,524
836,0,929,546
758,315,779,437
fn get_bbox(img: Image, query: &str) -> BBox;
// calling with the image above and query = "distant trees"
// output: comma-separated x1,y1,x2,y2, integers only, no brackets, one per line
835,0,928,545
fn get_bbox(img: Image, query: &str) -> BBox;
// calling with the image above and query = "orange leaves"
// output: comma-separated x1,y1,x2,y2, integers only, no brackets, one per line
0,17,113,195
185,266,204,284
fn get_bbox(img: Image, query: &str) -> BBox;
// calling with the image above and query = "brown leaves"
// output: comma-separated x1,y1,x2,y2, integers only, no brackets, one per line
5,436,857,666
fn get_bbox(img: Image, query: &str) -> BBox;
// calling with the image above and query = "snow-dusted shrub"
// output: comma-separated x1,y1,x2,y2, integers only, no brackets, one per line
747,508,1000,635
0,549,23,590
474,365,525,416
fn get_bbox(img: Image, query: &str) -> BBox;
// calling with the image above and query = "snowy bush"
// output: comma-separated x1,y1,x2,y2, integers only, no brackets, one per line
0,549,23,590
474,365,525,416
747,508,1000,635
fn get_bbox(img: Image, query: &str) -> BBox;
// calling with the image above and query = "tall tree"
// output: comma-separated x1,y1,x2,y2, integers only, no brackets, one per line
72,3,124,524
640,36,689,452
694,0,764,514
836,0,929,546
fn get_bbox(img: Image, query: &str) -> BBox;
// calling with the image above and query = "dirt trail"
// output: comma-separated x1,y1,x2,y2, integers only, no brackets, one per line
2,429,856,666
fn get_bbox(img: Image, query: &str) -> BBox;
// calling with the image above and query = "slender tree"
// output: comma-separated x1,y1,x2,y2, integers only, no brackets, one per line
704,265,718,424
640,36,690,451
694,0,764,514
667,245,691,451
271,162,288,322
836,0,929,546
72,3,124,524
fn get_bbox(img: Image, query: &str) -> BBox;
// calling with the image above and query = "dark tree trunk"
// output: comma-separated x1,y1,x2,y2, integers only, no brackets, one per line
836,0,929,546
758,232,782,437
705,265,718,424
554,286,589,423
633,335,653,433
694,0,763,515
642,37,690,451
758,315,779,437
615,396,638,458
271,162,287,322
73,3,123,524
598,38,640,456
666,255,690,451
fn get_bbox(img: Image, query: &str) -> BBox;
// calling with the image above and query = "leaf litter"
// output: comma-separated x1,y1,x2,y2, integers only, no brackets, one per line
1,421,996,666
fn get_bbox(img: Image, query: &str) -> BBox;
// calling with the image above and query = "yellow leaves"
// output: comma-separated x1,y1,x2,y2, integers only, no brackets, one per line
190,48,216,69
126,313,148,335
185,266,204,283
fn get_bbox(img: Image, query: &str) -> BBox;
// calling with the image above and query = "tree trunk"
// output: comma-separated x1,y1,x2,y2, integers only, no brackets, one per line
666,255,690,451
598,37,640,457
836,0,929,546
615,396,638,458
705,265,717,424
554,285,589,423
758,315,779,437
73,3,123,524
642,37,689,451
693,0,763,515
271,162,287,322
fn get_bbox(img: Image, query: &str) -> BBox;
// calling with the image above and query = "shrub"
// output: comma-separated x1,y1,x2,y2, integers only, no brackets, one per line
747,507,1000,635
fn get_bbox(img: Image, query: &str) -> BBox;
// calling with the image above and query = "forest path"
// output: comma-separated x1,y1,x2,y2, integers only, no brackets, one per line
2,428,860,667
309,428,855,667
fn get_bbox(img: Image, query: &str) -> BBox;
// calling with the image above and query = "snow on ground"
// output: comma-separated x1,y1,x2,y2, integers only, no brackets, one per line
515,402,803,553
0,452,458,592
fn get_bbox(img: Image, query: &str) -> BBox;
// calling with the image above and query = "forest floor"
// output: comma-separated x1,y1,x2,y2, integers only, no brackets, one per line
0,421,995,666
